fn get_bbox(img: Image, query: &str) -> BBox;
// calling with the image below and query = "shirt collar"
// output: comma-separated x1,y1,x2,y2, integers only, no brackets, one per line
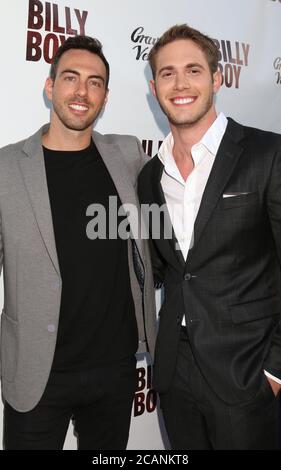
199,112,228,156
158,112,228,166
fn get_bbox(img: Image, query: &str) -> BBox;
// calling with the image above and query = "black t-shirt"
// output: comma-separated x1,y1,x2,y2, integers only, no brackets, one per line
43,141,138,371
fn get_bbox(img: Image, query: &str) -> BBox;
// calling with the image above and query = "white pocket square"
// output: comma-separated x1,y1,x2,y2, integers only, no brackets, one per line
223,192,251,198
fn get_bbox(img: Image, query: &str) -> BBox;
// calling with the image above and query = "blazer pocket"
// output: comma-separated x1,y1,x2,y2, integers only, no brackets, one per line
1,312,18,383
221,191,259,210
228,295,281,324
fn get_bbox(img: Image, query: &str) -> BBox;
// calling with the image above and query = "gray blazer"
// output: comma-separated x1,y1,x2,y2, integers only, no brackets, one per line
0,125,156,412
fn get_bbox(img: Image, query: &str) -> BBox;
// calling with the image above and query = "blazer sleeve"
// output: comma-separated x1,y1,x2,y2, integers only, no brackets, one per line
264,143,281,379
135,137,150,173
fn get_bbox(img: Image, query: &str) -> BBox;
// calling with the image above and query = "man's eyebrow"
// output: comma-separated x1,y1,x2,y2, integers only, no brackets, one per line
158,65,175,75
158,63,205,75
88,75,105,84
60,69,105,83
185,63,205,69
60,69,79,76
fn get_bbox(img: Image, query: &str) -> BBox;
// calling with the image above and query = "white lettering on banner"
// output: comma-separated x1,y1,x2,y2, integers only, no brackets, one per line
26,0,88,63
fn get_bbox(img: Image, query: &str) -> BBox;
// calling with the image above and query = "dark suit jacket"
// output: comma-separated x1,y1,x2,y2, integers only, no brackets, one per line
138,118,281,405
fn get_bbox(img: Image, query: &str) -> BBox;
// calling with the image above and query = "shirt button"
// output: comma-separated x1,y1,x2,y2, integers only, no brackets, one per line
47,324,56,333
53,281,60,290
184,273,192,281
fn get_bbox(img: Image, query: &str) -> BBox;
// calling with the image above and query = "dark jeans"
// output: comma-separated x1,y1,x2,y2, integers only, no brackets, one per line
4,357,137,450
160,328,280,450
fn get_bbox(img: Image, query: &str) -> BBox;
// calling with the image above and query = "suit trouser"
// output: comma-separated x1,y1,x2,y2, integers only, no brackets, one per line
159,327,280,450
3,356,136,450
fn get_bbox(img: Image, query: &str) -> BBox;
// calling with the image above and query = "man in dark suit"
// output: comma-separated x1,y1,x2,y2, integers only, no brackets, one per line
138,24,281,449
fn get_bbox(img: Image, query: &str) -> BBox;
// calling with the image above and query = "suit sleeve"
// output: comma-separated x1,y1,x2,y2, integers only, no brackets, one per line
148,238,166,288
138,164,167,288
264,143,281,379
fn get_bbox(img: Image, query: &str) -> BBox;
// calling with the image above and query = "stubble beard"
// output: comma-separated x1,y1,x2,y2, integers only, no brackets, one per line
157,92,214,128
52,99,98,132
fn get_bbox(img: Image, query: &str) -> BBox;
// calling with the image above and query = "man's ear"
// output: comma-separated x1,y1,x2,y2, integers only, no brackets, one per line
44,77,54,101
103,89,109,108
213,68,222,94
150,79,157,97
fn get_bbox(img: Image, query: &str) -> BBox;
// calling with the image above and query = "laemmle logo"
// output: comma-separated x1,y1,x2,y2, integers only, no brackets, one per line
26,0,88,63
273,57,281,84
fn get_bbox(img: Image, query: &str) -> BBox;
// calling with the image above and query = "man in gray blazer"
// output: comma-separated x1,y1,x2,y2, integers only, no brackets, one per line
0,35,156,450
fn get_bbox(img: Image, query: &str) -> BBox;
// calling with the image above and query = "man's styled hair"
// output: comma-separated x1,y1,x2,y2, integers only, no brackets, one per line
50,35,110,88
148,24,219,78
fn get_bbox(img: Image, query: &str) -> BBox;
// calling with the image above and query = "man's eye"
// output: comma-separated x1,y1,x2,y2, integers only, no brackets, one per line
162,72,173,78
65,76,76,81
89,80,102,88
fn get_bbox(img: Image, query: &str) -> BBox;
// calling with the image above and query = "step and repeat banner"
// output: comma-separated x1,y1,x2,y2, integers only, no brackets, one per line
0,0,281,450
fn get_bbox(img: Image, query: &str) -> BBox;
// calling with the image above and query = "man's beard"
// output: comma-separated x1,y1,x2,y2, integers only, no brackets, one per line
157,93,213,128
52,100,97,132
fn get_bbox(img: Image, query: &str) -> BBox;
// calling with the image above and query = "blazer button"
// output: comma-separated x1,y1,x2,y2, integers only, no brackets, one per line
47,324,56,333
184,273,192,281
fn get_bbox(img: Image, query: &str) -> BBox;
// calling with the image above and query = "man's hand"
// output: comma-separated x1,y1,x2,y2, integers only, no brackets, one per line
267,376,281,397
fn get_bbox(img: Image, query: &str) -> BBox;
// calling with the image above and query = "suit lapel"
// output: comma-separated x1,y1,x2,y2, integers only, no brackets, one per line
19,125,61,276
188,118,244,261
93,132,144,260
151,157,185,269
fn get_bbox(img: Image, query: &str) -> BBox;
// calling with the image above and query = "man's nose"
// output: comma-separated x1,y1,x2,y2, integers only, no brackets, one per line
174,72,190,90
75,80,87,97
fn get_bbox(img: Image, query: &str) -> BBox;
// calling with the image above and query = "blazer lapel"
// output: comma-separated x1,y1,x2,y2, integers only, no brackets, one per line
188,118,244,261
19,125,61,277
93,132,145,260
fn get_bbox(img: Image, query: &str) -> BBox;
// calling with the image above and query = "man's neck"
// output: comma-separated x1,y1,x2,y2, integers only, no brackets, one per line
171,109,217,161
42,121,93,151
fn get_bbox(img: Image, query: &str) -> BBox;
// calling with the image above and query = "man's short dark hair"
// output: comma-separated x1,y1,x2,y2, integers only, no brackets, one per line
50,35,110,89
149,24,219,79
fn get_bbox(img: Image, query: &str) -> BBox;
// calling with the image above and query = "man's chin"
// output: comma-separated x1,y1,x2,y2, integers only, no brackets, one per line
63,120,94,132
169,117,197,127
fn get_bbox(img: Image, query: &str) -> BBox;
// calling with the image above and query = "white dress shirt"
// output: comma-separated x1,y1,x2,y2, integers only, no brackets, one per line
158,112,227,260
158,112,281,385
